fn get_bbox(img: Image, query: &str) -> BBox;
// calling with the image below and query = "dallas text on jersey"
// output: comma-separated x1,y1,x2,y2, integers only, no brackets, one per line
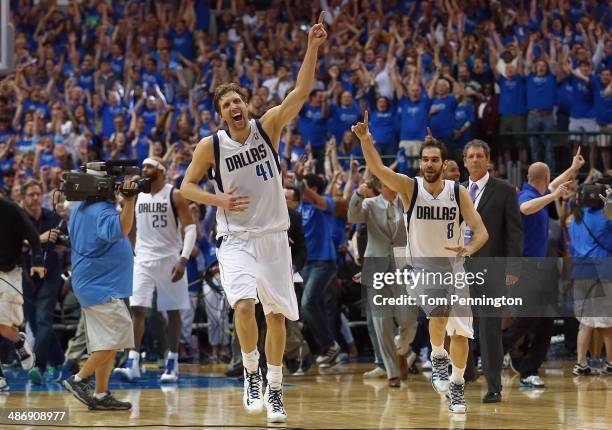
415,205,457,221
137,202,169,213
225,143,268,173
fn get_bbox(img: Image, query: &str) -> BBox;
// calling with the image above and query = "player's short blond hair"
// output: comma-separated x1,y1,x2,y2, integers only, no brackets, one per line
213,83,248,114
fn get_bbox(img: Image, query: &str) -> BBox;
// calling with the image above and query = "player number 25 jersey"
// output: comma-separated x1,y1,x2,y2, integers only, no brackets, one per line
135,183,182,262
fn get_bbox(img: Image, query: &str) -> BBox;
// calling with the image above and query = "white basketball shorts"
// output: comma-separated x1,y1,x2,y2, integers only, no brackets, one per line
0,267,24,327
405,266,474,339
131,255,190,311
217,230,299,321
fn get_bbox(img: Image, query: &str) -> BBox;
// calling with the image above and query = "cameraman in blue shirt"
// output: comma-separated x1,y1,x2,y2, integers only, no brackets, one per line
569,181,612,376
62,180,139,411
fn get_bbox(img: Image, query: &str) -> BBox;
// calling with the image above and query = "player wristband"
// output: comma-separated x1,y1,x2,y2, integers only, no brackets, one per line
179,258,189,267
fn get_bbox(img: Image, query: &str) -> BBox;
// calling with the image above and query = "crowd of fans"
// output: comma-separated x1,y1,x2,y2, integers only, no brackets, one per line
0,0,611,378
2,0,612,196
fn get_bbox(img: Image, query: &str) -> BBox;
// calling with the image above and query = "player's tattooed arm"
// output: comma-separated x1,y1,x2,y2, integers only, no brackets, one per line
260,11,327,148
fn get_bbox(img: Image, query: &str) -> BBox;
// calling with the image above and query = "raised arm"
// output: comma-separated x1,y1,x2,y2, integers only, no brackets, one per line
520,183,570,216
352,111,413,206
428,70,440,99
486,37,500,80
549,146,584,192
548,37,559,75
390,64,404,99
525,34,535,71
259,12,328,147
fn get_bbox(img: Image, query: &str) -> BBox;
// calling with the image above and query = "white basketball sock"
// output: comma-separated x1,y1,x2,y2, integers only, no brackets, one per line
267,364,283,390
242,349,260,373
450,364,465,384
431,343,447,358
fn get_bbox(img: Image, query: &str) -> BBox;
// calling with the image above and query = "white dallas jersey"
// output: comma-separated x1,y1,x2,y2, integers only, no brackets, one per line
211,119,289,238
135,183,182,261
404,177,463,268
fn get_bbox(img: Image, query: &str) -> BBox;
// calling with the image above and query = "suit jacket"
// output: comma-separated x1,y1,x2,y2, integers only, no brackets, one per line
288,208,307,272
463,176,523,289
348,191,408,303
348,192,406,258
463,176,523,259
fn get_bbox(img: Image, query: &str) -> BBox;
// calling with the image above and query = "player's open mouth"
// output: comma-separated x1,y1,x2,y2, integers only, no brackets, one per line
231,111,244,126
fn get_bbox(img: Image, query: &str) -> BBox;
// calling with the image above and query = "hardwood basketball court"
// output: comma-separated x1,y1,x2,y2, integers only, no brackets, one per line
1,361,609,429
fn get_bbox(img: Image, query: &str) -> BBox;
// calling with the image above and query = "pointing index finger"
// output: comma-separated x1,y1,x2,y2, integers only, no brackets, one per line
575,145,581,157
318,11,325,25
364,110,368,125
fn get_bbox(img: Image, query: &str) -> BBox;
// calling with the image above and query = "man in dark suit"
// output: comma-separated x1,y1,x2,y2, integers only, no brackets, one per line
462,140,523,403
284,186,309,373
285,186,307,274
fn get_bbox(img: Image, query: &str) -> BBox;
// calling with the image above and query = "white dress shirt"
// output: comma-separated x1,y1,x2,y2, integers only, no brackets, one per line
468,171,490,210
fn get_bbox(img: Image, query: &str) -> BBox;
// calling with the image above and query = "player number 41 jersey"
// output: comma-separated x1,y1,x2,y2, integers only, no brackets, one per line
210,119,289,238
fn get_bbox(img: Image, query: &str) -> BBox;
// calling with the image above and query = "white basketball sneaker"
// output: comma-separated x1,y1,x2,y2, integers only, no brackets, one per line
113,356,141,382
243,367,264,414
363,367,386,378
0,377,9,392
264,386,288,423
430,352,451,394
16,333,35,371
447,381,467,414
160,356,178,383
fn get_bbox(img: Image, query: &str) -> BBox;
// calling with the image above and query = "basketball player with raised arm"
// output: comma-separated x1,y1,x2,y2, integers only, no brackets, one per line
113,157,196,383
352,113,489,414
180,13,327,424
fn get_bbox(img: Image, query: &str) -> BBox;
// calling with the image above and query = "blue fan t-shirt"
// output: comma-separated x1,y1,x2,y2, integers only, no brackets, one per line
498,75,527,115
518,183,551,257
298,195,336,261
570,75,595,119
298,103,327,148
397,95,430,141
526,73,557,110
429,95,457,139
